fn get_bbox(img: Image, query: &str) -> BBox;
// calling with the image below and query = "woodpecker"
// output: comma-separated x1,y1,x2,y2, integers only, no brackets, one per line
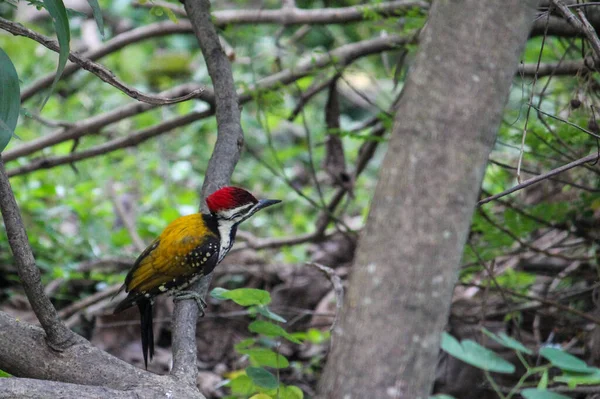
113,186,281,368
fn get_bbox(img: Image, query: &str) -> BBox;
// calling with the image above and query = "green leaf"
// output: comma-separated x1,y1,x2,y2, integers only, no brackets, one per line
234,338,256,351
0,48,19,153
85,0,104,38
228,375,256,395
540,347,596,373
246,367,278,390
163,6,179,23
256,305,287,323
215,288,271,306
239,348,289,369
0,369,11,378
521,388,571,399
249,320,301,344
554,368,600,388
482,328,533,354
440,332,515,374
280,385,303,399
41,0,71,109
249,394,272,399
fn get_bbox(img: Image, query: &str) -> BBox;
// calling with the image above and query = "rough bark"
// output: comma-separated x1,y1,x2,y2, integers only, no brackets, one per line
171,0,245,385
318,1,538,398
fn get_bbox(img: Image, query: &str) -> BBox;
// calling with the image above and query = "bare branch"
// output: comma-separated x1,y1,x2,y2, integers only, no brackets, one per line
518,59,590,76
552,0,600,61
0,157,78,350
478,152,600,205
7,110,213,177
306,262,344,332
0,17,204,105
134,0,430,25
58,283,122,321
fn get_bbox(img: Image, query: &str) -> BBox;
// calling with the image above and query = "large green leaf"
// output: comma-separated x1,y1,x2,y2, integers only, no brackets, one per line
440,332,515,374
280,385,304,399
521,388,571,399
245,367,278,390
41,0,71,109
228,375,255,396
0,48,19,152
540,347,596,373
85,0,104,38
238,348,289,369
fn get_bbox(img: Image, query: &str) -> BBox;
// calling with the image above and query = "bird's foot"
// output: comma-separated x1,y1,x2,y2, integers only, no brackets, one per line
173,291,207,317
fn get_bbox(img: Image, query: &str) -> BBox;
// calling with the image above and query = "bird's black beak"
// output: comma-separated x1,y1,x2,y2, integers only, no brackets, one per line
256,199,281,210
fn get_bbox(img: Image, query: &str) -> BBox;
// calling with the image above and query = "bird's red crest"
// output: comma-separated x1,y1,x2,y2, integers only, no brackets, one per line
206,186,258,213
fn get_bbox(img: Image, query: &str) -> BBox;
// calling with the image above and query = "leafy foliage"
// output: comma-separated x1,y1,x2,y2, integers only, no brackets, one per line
0,48,19,152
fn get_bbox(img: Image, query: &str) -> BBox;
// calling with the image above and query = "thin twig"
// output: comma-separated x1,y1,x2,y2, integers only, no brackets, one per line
478,152,600,205
107,180,146,253
307,262,344,332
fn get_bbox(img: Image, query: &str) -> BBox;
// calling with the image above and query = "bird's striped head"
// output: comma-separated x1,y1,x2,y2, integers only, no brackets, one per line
206,186,281,222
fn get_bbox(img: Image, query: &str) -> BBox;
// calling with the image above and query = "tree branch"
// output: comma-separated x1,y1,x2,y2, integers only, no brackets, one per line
0,312,204,398
0,17,203,105
171,0,245,384
0,157,78,350
135,0,430,25
518,58,591,76
478,152,599,205
0,378,137,399
21,21,196,102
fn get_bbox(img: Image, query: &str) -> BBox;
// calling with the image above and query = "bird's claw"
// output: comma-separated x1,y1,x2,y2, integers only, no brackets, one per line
173,291,207,317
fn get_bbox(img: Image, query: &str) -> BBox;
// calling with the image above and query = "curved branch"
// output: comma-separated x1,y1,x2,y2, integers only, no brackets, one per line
0,158,77,350
21,20,195,102
0,17,203,105
518,58,590,76
0,312,203,398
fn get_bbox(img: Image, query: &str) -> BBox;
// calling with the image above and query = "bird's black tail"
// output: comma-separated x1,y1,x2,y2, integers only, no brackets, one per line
137,298,154,369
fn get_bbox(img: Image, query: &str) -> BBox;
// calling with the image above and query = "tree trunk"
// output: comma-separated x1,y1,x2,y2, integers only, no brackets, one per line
318,1,538,398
